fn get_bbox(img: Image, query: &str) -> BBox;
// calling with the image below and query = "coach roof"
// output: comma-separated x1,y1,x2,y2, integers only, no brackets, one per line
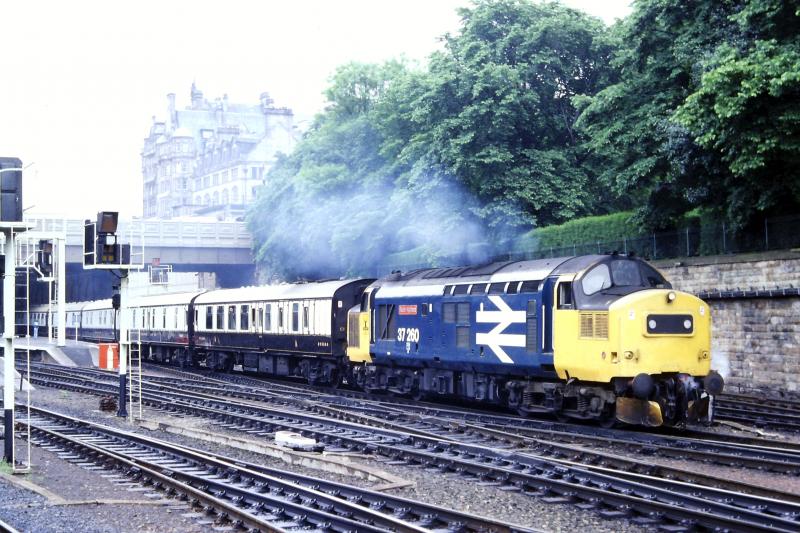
193,279,361,305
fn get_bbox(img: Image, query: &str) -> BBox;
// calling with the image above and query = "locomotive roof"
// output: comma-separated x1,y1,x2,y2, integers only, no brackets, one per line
193,279,361,305
376,255,610,290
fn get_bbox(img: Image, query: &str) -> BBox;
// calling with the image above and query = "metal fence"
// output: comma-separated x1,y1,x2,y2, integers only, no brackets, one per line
376,214,800,275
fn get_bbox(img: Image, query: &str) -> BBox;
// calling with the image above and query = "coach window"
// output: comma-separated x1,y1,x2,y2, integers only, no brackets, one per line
216,306,224,330
278,306,284,330
240,305,249,331
206,307,213,330
557,282,574,310
257,307,264,331
265,304,272,332
163,308,167,329
302,306,309,332
292,303,299,332
228,305,237,330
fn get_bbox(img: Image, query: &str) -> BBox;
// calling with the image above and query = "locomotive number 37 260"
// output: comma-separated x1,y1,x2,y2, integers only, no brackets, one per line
397,327,420,343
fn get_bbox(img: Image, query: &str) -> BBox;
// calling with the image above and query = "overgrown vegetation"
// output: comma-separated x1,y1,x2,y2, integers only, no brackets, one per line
249,0,800,279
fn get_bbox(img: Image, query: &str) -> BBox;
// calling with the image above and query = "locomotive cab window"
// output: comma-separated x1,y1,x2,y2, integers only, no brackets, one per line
443,303,456,323
557,282,574,310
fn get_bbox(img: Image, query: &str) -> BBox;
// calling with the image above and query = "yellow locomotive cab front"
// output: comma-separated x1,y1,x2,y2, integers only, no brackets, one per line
552,256,722,427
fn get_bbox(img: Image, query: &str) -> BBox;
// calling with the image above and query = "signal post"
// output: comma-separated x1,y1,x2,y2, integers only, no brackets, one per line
83,212,141,418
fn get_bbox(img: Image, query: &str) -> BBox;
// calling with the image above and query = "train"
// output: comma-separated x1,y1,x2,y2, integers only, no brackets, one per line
32,254,724,428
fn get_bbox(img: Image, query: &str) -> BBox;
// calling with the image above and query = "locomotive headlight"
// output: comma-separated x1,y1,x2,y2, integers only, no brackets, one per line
666,291,676,303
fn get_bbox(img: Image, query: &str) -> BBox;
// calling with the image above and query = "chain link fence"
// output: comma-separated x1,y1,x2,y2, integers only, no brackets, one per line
376,214,800,276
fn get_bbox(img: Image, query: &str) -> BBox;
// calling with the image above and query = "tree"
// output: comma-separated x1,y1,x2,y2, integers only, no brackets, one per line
378,0,617,230
575,0,743,228
674,0,800,225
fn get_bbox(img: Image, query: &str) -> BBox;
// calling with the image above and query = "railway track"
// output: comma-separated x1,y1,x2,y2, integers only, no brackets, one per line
21,363,800,532
25,363,800,474
716,394,800,433
14,403,532,533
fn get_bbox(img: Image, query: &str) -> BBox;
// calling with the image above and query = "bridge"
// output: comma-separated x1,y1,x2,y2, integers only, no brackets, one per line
24,216,256,302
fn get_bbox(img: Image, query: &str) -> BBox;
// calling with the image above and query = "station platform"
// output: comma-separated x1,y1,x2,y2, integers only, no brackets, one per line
13,337,98,368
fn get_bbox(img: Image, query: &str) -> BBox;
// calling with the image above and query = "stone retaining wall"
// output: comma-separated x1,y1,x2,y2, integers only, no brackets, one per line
656,255,800,393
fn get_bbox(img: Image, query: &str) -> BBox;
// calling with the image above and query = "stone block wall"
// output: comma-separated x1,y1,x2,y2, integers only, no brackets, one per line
656,255,800,393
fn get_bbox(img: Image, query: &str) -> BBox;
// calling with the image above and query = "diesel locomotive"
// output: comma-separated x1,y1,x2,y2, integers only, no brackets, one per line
33,254,723,427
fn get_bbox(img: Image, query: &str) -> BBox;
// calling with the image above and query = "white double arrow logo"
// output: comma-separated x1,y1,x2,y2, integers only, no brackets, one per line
475,295,526,364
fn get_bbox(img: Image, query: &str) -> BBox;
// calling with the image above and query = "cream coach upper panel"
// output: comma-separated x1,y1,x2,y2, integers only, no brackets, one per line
129,291,205,308
193,280,359,306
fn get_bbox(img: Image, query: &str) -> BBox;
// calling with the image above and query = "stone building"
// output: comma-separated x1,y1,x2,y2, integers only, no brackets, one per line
141,84,296,219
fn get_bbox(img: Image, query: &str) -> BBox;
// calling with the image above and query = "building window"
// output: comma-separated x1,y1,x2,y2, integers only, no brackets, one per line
213,173,219,185
223,170,229,183
231,167,238,179
212,191,219,205
203,194,210,205
221,189,229,204
251,167,258,179
232,186,239,204
195,196,201,205
203,176,210,188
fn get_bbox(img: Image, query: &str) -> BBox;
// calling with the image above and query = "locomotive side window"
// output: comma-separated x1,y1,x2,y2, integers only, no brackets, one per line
506,282,520,294
456,326,470,348
240,305,249,331
520,280,540,293
557,282,574,309
470,283,487,294
456,302,471,324
443,303,456,323
488,282,505,294
292,303,299,332
453,285,469,295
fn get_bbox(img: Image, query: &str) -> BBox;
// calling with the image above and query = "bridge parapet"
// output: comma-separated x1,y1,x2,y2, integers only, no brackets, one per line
25,216,252,249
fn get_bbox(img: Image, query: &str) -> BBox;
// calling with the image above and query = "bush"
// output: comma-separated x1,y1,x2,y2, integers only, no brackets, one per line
514,211,641,253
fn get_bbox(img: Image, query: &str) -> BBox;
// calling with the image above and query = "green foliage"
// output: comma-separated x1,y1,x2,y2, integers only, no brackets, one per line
674,1,800,227
515,211,640,251
248,0,800,279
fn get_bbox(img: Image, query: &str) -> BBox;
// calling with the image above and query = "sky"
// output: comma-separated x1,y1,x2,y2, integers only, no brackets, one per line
0,0,631,219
